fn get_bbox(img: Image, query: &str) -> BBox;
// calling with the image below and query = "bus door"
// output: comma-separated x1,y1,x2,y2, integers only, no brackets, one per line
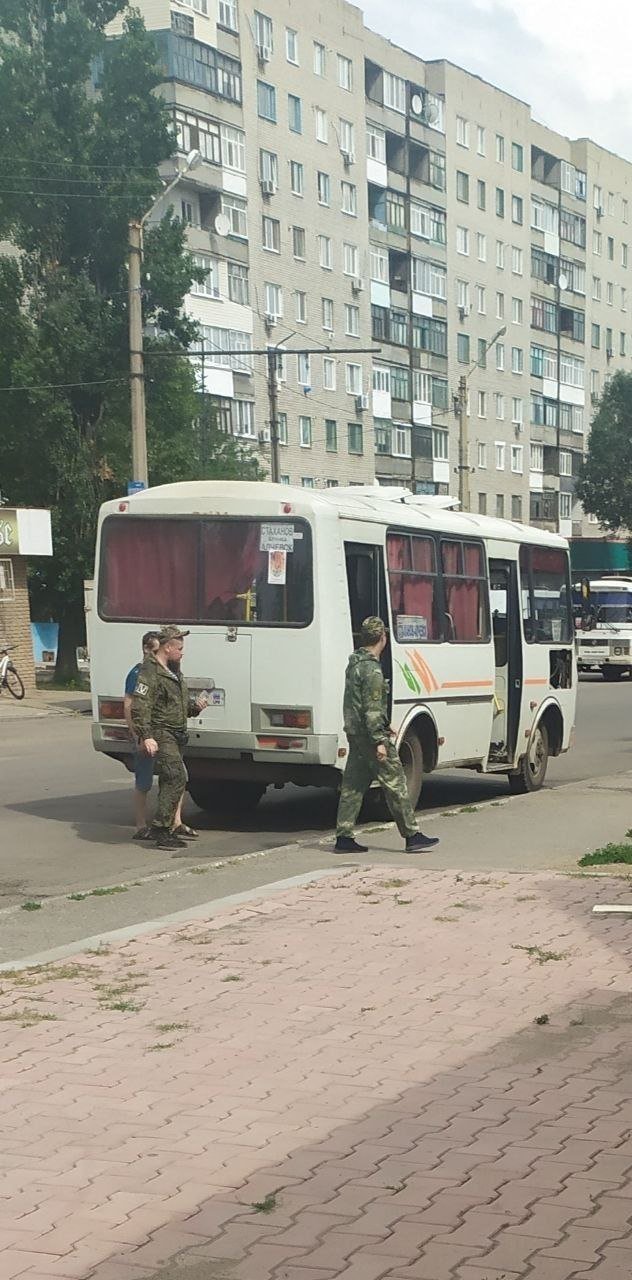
344,540,391,696
489,559,523,764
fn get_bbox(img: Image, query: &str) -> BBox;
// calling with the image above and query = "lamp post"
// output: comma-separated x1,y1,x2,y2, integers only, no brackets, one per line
128,149,202,488
457,324,507,511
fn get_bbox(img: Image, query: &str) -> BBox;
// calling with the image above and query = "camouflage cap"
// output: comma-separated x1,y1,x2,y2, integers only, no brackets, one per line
157,624,190,643
359,616,386,646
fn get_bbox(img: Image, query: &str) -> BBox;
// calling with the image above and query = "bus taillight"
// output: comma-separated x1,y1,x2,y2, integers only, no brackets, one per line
99,697,125,720
267,709,312,730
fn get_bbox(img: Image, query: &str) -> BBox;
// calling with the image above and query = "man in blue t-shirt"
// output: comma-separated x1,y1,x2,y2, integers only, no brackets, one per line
124,632,162,840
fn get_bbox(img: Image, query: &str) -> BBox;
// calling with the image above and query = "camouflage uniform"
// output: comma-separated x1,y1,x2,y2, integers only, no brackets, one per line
131,651,198,834
336,621,419,840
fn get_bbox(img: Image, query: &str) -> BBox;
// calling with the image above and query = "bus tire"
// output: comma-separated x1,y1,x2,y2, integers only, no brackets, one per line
601,666,624,681
508,722,549,795
188,780,266,814
399,726,424,809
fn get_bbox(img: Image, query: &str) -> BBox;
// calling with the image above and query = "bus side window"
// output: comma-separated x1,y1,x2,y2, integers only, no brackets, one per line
344,544,380,647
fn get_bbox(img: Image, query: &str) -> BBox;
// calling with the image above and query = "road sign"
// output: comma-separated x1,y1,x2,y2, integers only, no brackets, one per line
127,480,146,496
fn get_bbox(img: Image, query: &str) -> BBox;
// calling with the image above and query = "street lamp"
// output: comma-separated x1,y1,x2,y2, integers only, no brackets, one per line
128,149,202,489
456,324,507,511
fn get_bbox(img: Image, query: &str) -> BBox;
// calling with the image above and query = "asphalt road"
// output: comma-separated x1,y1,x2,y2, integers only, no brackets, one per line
0,672,629,960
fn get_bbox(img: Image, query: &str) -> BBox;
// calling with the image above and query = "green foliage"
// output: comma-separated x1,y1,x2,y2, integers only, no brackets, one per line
578,842,632,867
576,372,632,531
0,2,263,677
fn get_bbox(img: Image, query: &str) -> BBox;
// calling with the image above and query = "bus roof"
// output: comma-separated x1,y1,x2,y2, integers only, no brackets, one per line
101,481,568,550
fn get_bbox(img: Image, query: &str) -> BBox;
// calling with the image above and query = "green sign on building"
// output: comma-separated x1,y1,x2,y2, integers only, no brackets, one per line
0,511,20,555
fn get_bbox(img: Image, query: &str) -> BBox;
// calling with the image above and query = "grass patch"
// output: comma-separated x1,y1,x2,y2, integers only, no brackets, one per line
146,1041,177,1052
579,843,632,867
434,915,458,923
188,867,209,875
154,1021,190,1033
88,884,129,897
104,999,144,1013
221,974,242,983
251,1191,279,1214
459,805,480,814
85,944,110,956
0,1009,58,1027
534,1013,550,1025
395,897,413,906
516,894,538,902
512,944,568,965
68,893,87,901
379,878,410,890
20,901,42,912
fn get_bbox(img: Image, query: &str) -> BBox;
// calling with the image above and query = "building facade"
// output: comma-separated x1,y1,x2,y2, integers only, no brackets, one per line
109,0,632,532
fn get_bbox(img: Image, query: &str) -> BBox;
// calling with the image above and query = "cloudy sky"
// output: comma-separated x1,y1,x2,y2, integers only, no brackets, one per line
360,0,632,159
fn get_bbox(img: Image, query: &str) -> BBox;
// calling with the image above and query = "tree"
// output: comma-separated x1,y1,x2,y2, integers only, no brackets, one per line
576,372,632,532
0,2,262,681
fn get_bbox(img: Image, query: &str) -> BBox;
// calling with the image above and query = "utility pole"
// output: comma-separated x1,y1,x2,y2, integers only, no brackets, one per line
267,346,280,483
128,219,148,488
457,373,469,512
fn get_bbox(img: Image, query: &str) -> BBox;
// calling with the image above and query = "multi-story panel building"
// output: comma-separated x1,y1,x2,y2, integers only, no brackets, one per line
107,0,632,539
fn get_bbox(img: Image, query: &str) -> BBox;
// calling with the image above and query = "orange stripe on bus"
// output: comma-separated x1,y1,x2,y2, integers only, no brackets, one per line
524,679,547,686
441,680,495,689
409,651,440,692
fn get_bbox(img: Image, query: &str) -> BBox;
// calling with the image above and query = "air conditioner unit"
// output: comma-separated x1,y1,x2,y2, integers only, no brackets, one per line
355,393,369,412
341,149,355,168
596,205,604,219
606,346,614,359
458,305,470,321
264,313,276,331
352,277,365,294
256,42,272,63
258,427,271,444
260,178,275,197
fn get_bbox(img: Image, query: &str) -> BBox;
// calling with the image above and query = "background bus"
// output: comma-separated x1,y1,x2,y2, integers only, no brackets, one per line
91,481,576,813
574,577,632,680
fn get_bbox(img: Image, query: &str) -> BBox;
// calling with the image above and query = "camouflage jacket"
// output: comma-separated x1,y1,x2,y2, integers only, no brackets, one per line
342,649,390,746
131,655,197,742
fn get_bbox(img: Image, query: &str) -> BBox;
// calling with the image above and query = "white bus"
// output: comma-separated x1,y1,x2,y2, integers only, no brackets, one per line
91,481,576,813
575,577,632,680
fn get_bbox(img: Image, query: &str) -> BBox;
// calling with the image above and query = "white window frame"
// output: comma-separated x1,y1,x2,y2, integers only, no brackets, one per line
495,441,505,470
342,241,359,276
285,27,298,63
456,115,470,148
341,181,357,216
383,71,406,114
456,225,469,256
264,281,283,320
232,399,255,439
313,41,326,75
511,444,523,474
322,296,334,331
366,124,386,163
323,356,336,390
345,362,362,395
344,303,360,337
297,353,311,387
337,54,353,91
370,245,389,284
190,252,220,299
295,289,307,323
477,441,487,469
559,450,573,477
315,108,328,143
299,415,312,447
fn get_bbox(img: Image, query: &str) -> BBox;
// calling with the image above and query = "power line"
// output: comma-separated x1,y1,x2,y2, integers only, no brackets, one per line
0,376,128,392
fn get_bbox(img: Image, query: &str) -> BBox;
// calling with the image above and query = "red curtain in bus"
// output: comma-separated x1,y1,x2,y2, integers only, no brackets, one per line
101,519,198,620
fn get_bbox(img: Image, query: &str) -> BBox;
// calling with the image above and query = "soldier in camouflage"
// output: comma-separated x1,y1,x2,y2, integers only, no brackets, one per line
334,617,440,855
131,626,208,851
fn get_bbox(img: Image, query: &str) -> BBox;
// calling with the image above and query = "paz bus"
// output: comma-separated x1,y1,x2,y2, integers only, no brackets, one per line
574,576,632,680
91,481,577,813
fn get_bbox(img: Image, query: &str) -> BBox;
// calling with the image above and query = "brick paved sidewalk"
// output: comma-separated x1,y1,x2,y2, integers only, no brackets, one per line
3,867,632,1280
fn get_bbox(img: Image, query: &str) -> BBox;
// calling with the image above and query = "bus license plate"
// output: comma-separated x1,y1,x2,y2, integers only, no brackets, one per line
208,689,225,707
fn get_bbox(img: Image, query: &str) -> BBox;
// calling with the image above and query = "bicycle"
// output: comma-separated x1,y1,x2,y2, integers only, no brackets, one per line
0,645,25,700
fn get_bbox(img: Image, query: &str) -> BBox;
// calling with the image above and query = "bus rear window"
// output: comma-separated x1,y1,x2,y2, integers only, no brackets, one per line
98,516,313,626
520,545,572,643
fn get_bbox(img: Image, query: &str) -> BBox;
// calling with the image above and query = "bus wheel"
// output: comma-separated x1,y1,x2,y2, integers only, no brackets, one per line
399,727,424,809
188,780,266,813
508,722,549,795
601,666,624,681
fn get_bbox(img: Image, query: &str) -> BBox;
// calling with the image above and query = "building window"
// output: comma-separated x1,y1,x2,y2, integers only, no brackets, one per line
496,342,505,371
317,171,330,206
190,252,220,298
297,354,311,387
232,399,255,439
371,245,389,284
325,419,337,451
456,115,470,147
607,282,614,306
410,200,446,244
559,493,571,521
290,160,304,195
343,242,359,276
341,181,357,216
478,391,487,418
227,260,249,305
346,363,362,395
607,235,614,261
285,27,298,62
511,246,523,274
496,291,505,320
295,289,307,323
496,133,505,163
496,240,505,270
413,257,447,298
477,125,485,155
257,80,277,122
288,93,302,133
476,284,486,315
323,356,336,390
313,40,325,75
367,123,386,163
478,492,487,515
383,71,406,113
496,187,505,218
345,304,360,337
496,494,505,519
457,333,470,364
301,477,315,488
511,346,524,374
511,397,523,425
511,141,524,172
495,393,505,419
511,195,523,224
337,54,353,90
175,108,221,165
315,107,328,143
512,297,523,324
277,412,288,445
291,225,306,260
390,366,409,401
477,179,486,211
322,296,334,330
432,428,449,461
254,10,273,49
259,147,278,187
221,194,247,238
511,444,523,473
298,416,312,448
559,450,572,476
339,118,355,157
456,170,469,203
218,0,238,30
262,215,280,252
264,281,283,320
348,422,363,454
456,225,469,255
495,442,505,470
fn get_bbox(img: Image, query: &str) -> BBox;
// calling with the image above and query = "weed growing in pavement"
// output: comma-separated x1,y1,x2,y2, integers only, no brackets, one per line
512,944,568,964
534,1014,550,1025
251,1191,280,1214
221,974,242,982
516,894,538,902
188,867,209,875
146,1041,177,1052
154,1022,191,1033
379,878,410,890
89,885,129,897
85,944,111,956
434,915,458,923
395,897,413,906
360,1006,375,1013
20,901,42,911
452,901,481,911
459,805,480,813
105,1000,145,1013
357,889,375,897
0,1009,58,1027
579,843,632,867
570,1014,585,1026
68,893,87,901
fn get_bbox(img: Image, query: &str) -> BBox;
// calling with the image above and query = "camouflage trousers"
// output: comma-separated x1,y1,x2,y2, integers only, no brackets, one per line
336,736,418,839
153,731,188,832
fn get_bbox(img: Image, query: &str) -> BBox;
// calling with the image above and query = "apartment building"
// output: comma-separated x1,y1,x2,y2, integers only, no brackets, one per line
108,0,632,535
